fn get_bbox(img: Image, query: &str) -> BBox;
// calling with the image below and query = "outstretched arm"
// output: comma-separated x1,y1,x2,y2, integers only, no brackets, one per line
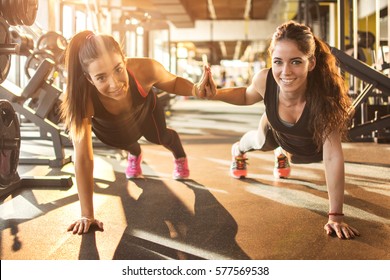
322,131,359,239
202,68,269,105
67,118,104,234
131,58,213,98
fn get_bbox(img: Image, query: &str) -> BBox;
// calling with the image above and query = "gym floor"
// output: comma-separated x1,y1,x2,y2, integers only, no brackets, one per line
1,99,390,260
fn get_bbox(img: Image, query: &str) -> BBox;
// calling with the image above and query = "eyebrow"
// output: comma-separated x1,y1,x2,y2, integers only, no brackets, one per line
273,57,303,61
93,62,123,78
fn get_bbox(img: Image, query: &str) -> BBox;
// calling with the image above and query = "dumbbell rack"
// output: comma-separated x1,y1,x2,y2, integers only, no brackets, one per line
0,59,72,167
1,10,73,199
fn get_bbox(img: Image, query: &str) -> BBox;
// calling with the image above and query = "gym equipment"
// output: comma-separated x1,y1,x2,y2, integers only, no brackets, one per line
0,0,39,26
331,47,390,143
25,31,67,82
0,22,71,164
10,29,34,56
0,17,12,84
36,31,67,58
0,58,71,167
24,48,56,79
0,99,72,199
0,99,20,187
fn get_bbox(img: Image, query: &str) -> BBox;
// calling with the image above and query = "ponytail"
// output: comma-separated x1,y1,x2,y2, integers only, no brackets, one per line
269,21,351,149
307,36,351,148
60,31,96,141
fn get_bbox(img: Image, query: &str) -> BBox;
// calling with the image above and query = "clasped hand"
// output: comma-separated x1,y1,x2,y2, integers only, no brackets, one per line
193,66,217,99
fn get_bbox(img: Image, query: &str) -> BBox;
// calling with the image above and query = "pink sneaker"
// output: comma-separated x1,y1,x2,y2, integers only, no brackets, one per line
126,153,142,179
173,157,189,180
273,148,291,179
230,142,247,179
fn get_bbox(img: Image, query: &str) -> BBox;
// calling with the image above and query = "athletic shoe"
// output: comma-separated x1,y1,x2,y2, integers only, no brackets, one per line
173,157,189,180
230,142,247,179
125,153,142,179
273,149,291,179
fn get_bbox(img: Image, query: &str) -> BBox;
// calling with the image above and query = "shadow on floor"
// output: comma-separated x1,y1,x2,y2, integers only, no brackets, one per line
96,177,251,260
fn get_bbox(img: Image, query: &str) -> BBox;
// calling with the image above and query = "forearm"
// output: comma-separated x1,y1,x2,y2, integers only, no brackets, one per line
212,87,248,105
324,155,345,215
172,77,194,96
75,158,95,218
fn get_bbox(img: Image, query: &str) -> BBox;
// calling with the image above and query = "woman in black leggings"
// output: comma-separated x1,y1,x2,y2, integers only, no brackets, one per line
60,31,212,234
204,21,359,239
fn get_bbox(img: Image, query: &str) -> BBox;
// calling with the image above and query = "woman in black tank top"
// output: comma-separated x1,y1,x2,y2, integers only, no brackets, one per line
202,21,359,240
60,31,213,234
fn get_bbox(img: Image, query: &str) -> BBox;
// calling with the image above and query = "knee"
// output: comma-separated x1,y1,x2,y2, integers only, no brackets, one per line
159,129,178,145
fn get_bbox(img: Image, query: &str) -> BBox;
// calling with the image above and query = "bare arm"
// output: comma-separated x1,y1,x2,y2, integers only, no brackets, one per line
323,131,345,215
127,58,202,97
210,68,269,105
153,62,194,96
67,118,103,234
322,131,359,239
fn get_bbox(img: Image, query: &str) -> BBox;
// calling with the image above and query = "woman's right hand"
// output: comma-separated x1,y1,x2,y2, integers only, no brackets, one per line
67,217,104,235
193,65,217,99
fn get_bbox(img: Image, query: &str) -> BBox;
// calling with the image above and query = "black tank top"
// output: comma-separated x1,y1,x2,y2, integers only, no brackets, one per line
91,69,155,150
264,69,322,163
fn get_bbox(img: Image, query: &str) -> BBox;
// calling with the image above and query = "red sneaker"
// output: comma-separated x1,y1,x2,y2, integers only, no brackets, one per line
273,150,291,179
230,142,247,179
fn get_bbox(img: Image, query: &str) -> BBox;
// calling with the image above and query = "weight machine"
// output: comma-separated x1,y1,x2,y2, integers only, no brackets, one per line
331,47,390,143
0,1,72,199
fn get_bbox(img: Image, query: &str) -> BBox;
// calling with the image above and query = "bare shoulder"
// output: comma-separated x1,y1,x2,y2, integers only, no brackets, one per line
252,68,270,85
125,57,164,82
126,57,160,71
250,68,270,99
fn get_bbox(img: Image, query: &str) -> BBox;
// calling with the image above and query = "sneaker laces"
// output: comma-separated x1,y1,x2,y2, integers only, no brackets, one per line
234,156,248,170
276,154,289,169
175,159,186,171
128,156,139,169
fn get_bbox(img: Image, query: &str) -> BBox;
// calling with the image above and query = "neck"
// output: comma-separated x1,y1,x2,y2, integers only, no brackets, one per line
279,89,306,106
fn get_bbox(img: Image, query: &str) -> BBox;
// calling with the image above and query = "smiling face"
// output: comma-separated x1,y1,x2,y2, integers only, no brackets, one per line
86,52,129,101
271,39,316,96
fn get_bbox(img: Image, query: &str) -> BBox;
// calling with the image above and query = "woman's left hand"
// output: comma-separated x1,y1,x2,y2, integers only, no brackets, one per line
324,220,360,239
194,66,216,99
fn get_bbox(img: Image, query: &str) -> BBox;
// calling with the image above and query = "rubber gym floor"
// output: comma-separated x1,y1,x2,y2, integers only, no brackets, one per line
1,99,389,260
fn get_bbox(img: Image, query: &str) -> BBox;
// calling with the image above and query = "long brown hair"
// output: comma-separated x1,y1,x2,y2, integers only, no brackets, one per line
60,31,125,141
268,21,351,149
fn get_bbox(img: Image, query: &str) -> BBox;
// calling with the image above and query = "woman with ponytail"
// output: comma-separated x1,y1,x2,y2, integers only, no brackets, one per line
61,31,211,234
204,21,359,239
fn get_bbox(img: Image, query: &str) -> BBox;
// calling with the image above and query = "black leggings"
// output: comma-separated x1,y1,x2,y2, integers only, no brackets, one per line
127,95,186,159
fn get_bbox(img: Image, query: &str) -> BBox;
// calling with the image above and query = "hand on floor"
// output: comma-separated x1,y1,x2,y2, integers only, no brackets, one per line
67,217,104,235
324,220,360,239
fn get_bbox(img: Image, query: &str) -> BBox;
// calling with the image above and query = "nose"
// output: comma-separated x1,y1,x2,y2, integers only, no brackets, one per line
282,63,292,75
108,74,120,88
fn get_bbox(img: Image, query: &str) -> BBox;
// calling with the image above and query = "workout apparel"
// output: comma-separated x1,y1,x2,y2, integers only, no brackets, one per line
90,69,186,158
239,69,323,164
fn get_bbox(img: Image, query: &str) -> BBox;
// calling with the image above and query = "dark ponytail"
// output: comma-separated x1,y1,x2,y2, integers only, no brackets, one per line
269,21,351,149
60,30,95,140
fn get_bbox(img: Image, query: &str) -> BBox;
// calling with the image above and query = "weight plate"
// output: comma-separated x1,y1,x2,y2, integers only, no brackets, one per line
22,0,38,26
0,54,11,84
37,32,68,50
16,0,26,27
0,18,11,83
0,99,21,186
24,49,55,79
0,17,10,45
4,0,19,26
